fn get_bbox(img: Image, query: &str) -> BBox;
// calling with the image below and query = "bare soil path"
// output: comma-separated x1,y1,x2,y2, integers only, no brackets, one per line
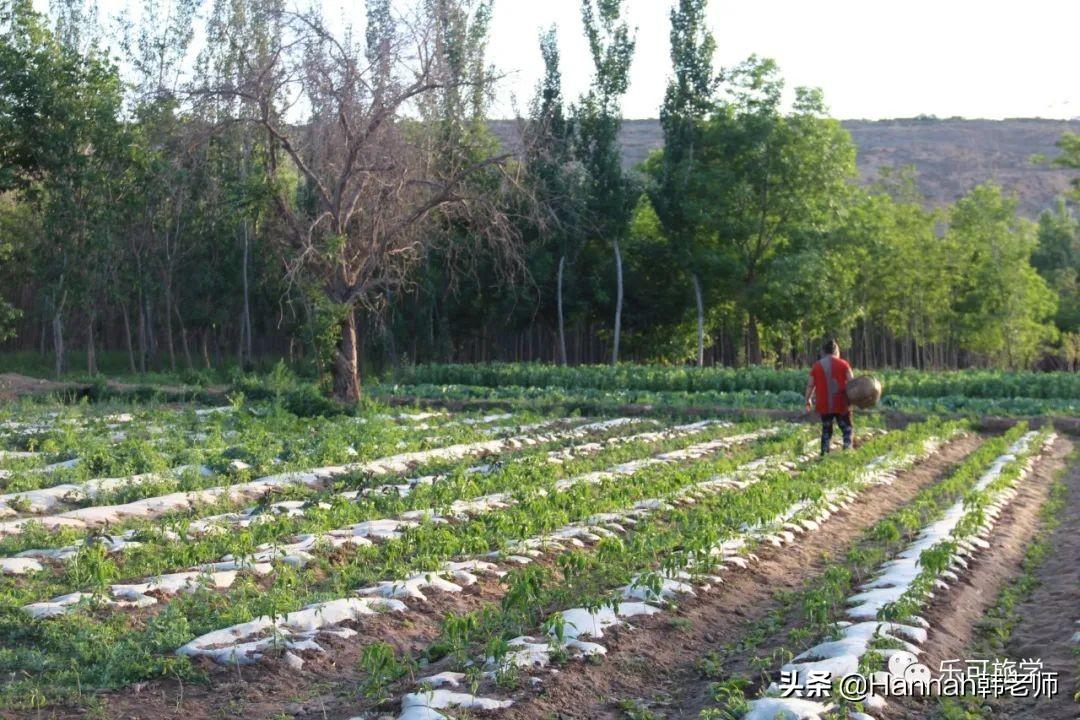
1001,443,1080,720
0,373,80,400
0,372,228,403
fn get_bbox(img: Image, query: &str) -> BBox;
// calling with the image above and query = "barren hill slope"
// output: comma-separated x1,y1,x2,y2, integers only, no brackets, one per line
492,117,1080,217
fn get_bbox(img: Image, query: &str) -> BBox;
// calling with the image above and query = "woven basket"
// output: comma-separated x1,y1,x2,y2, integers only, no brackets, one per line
846,376,882,409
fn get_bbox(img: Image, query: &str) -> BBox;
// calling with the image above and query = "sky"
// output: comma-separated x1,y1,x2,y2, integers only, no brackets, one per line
47,0,1080,120
484,0,1080,120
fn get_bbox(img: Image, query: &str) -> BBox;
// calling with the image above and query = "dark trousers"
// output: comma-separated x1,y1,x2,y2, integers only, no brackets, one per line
820,412,852,455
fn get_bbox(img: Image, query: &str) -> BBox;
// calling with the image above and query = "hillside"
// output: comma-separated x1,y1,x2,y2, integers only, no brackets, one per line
492,117,1080,217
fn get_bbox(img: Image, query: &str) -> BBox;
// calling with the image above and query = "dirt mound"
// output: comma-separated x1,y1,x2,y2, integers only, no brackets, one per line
0,373,81,400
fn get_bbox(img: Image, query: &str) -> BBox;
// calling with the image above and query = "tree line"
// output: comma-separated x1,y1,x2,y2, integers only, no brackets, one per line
0,0,1076,400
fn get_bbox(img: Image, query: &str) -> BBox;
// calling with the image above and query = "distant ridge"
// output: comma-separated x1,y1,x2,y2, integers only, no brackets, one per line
490,117,1080,217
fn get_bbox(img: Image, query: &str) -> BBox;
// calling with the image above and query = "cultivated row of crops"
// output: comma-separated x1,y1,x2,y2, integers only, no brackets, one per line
373,381,1080,416
730,427,1052,719
375,425,966,720
0,400,814,706
0,393,1067,719
394,363,1080,401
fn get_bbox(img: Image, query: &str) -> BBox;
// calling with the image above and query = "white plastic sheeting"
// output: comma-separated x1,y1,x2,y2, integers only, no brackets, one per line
358,560,505,601
167,430,794,661
0,457,81,483
0,557,42,574
0,417,634,537
743,431,1050,720
15,421,749,612
176,596,406,664
499,603,663,670
9,529,150,567
0,464,213,516
393,689,513,720
0,450,39,460
2,417,719,579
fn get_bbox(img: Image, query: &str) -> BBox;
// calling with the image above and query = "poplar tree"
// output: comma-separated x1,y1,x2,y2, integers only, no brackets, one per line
523,27,582,365
650,0,715,365
575,0,635,364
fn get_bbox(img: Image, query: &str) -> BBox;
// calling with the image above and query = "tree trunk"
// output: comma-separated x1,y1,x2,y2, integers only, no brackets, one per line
385,289,399,375
144,296,156,364
164,285,176,371
437,269,452,363
137,298,147,374
52,310,65,378
556,254,568,366
86,311,97,376
241,222,253,367
691,272,704,367
746,313,763,365
121,303,136,373
332,309,362,403
861,320,871,369
611,239,623,365
175,304,193,370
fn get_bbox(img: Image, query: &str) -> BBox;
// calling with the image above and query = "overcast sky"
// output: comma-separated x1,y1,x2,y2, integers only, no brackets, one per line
53,0,1080,120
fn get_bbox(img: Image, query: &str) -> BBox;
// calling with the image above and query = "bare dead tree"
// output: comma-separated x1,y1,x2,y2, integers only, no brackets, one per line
197,0,522,400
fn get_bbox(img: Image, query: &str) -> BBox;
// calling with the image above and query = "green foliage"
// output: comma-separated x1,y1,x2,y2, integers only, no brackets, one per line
0,0,1069,376
393,362,1080,401
947,184,1058,367
695,58,857,358
1034,200,1080,342
0,194,27,339
358,641,412,702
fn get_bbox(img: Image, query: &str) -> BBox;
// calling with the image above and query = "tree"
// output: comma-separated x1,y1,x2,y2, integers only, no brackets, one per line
574,0,636,364
413,0,522,365
948,183,1057,368
200,0,519,400
0,193,27,340
1051,131,1080,191
1033,200,1079,367
649,0,715,366
695,57,856,365
119,0,203,372
521,27,583,365
807,167,957,369
1041,134,1080,336
0,0,124,375
196,0,286,370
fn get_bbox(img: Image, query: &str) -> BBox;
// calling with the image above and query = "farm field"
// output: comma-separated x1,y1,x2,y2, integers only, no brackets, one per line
373,364,1080,417
0,367,1075,720
6,0,1080,715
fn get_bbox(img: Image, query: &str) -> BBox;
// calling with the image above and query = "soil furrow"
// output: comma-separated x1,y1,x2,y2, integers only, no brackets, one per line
5,432,796,719
494,433,983,720
1000,442,1080,720
885,437,1076,720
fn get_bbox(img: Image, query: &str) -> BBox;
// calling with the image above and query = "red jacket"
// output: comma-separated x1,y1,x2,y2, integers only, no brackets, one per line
811,356,851,414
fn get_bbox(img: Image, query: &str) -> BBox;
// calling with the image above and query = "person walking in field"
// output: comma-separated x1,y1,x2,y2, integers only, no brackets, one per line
805,338,854,456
